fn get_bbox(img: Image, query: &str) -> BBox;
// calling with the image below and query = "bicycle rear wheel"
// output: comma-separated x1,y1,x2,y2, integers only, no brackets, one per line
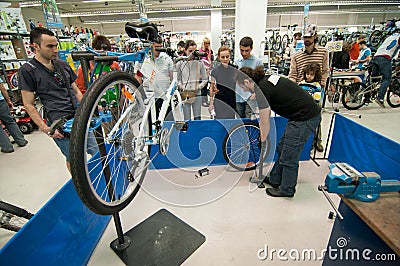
387,78,400,108
341,82,367,110
223,121,270,171
70,71,150,215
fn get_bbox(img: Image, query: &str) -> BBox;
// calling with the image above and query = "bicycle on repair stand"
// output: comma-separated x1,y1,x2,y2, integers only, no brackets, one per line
60,22,208,215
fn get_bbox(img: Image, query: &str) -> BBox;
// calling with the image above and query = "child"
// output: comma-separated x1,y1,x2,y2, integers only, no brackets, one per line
299,63,324,152
299,63,322,103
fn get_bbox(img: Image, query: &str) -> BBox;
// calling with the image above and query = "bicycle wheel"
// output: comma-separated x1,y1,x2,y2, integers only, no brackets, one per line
387,78,400,108
369,30,382,48
223,121,270,171
273,35,282,51
70,71,151,215
341,82,367,110
319,36,328,47
281,34,290,50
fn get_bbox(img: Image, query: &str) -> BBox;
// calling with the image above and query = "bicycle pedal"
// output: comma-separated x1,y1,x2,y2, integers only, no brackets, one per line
174,121,188,131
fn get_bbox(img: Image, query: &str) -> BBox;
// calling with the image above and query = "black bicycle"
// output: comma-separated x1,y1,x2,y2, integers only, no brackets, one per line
0,200,34,232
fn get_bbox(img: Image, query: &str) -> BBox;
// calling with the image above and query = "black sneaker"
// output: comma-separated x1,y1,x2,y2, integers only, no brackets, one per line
262,176,280,188
375,99,385,108
266,187,294,198
1,148,14,153
17,140,28,147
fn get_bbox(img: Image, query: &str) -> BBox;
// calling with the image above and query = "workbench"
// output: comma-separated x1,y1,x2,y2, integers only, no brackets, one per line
323,192,400,265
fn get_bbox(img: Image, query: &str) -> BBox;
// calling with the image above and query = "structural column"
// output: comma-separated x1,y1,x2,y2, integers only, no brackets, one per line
234,0,268,61
210,0,222,58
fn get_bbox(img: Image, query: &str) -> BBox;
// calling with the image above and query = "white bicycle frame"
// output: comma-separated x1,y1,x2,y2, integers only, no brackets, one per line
140,77,185,145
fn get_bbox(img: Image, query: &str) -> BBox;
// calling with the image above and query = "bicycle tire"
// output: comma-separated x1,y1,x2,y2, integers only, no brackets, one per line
70,71,150,215
341,82,367,110
223,121,270,171
369,30,383,48
281,34,290,50
273,35,282,51
387,78,400,108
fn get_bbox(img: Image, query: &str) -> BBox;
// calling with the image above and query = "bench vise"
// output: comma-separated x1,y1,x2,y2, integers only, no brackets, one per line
321,162,400,202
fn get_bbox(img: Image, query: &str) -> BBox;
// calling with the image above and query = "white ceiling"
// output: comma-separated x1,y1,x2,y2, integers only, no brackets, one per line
6,0,400,35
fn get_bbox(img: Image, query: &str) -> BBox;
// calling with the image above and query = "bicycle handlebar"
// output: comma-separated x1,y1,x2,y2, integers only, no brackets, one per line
71,50,107,61
175,50,208,63
94,55,119,62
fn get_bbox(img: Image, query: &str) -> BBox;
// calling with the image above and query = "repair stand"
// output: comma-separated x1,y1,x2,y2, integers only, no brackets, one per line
310,111,361,166
110,209,206,265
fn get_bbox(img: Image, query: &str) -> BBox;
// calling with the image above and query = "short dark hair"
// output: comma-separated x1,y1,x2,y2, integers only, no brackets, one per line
239,36,253,48
30,27,55,45
303,63,322,82
184,39,197,50
177,41,185,48
359,40,367,46
236,65,265,84
91,35,111,50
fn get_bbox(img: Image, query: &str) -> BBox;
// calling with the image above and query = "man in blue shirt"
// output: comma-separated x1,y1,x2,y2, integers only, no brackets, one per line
352,41,371,70
234,37,263,118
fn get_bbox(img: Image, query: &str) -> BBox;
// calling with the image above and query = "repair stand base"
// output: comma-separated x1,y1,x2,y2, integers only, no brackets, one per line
110,208,206,265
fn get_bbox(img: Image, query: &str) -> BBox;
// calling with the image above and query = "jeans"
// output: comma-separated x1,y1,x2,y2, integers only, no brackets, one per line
183,94,202,120
50,121,98,162
269,113,322,195
0,100,26,151
236,102,246,118
372,56,392,101
245,98,258,118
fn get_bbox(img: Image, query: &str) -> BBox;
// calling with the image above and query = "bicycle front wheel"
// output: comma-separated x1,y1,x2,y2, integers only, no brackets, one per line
387,78,400,108
223,121,270,171
341,82,367,110
70,71,150,215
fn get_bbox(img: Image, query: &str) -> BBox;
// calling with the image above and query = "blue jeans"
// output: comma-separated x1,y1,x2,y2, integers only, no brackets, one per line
0,100,27,151
269,113,322,195
236,102,246,118
372,56,392,101
49,120,98,162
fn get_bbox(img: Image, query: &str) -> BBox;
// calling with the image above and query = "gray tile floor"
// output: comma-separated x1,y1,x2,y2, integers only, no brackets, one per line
0,101,399,265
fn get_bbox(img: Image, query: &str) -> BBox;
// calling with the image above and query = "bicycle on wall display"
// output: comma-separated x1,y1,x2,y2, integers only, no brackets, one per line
368,19,400,49
67,22,212,215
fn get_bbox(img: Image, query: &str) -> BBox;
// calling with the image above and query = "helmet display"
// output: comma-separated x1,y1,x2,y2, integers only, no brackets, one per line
304,24,317,37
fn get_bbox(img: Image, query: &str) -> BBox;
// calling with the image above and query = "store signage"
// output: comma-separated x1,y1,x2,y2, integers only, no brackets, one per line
40,0,63,29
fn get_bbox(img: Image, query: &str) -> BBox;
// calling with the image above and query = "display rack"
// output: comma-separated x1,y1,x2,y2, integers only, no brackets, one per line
0,31,30,102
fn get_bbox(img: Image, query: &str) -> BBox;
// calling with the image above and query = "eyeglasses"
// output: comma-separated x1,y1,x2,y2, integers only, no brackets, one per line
204,42,210,44
220,55,230,59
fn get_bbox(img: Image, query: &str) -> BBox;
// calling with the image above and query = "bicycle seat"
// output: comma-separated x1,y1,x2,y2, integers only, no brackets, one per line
125,22,158,41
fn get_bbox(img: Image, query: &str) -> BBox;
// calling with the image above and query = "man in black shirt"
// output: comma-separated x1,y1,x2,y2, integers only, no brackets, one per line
236,66,321,197
19,27,96,172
